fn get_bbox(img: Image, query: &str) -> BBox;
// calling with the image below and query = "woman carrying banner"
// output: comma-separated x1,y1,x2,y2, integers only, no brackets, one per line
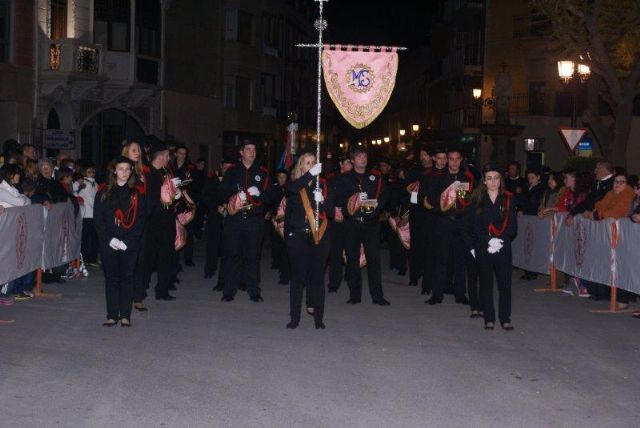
94,156,146,327
283,153,334,329
467,164,517,330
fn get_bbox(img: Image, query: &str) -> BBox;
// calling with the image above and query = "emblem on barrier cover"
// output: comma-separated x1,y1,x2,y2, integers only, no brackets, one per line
523,223,534,265
16,213,28,270
574,221,586,268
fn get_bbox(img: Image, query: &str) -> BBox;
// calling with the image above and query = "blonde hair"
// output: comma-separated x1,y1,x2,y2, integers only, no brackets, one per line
291,153,316,181
121,141,145,178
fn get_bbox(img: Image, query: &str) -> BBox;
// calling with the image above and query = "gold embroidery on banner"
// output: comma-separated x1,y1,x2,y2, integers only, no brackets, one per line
323,52,398,129
345,63,375,94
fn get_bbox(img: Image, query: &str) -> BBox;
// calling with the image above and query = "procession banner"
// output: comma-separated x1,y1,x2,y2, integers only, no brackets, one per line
0,205,45,284
512,215,553,274
322,46,398,129
553,215,614,286
612,218,640,295
42,202,82,269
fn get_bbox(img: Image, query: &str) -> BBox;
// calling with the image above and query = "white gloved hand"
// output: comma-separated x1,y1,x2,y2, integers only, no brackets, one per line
314,189,324,203
359,192,368,201
109,238,120,250
171,177,182,188
410,191,418,204
470,249,475,258
115,239,128,251
309,163,322,177
175,189,182,200
487,237,504,254
238,190,247,202
247,186,260,197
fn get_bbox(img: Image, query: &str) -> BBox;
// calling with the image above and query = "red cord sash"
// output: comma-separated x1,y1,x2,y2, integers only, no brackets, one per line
487,193,510,237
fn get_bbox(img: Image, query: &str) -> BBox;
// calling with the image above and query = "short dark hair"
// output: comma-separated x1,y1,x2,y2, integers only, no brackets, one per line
0,164,21,183
350,146,367,158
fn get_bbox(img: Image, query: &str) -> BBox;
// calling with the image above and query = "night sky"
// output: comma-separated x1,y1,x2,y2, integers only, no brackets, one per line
323,1,431,48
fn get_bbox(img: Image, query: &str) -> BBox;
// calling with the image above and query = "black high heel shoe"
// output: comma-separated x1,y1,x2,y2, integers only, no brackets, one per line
133,303,148,312
120,318,132,327
484,322,495,330
500,322,514,331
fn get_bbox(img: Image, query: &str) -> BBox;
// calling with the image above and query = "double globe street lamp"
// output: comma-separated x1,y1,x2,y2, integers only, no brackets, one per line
557,60,591,128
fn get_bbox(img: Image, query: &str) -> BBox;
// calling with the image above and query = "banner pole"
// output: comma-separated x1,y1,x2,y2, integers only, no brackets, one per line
534,215,562,293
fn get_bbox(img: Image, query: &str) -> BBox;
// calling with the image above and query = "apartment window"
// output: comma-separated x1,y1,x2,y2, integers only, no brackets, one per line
136,0,160,57
0,0,9,62
50,0,67,40
94,0,130,52
237,11,253,45
263,14,279,48
225,7,238,41
236,77,251,110
224,77,236,109
528,82,546,115
261,73,275,108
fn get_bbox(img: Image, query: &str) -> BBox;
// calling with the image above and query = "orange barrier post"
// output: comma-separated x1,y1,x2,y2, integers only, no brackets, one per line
591,222,632,314
33,268,61,299
535,215,562,293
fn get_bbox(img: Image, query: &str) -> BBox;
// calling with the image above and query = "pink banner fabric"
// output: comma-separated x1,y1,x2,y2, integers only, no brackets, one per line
322,48,398,129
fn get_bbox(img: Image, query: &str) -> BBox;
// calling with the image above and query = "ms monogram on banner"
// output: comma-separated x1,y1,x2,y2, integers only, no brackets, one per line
347,63,374,93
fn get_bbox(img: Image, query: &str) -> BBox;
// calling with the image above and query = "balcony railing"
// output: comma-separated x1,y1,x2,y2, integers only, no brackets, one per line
441,106,482,131
49,39,101,74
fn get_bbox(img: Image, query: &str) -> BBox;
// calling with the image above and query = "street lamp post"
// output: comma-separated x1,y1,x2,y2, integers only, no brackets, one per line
557,60,591,128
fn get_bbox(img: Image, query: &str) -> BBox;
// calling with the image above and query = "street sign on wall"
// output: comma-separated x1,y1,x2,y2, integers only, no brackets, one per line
44,129,75,150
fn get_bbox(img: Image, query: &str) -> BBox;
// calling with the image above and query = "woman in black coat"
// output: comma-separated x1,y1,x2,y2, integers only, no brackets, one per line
467,164,518,330
94,156,146,327
284,153,334,329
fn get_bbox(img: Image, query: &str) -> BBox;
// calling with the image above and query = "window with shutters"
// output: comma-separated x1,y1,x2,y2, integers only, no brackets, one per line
50,0,67,40
94,0,130,52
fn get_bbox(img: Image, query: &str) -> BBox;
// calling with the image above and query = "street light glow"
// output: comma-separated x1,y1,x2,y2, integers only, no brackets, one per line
557,60,575,82
399,129,406,136
472,88,482,99
384,137,390,143
412,123,420,132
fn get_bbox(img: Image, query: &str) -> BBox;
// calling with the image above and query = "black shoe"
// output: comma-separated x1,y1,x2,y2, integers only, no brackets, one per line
315,321,326,329
397,269,406,276
327,286,339,293
213,283,224,291
286,320,299,329
204,273,213,279
372,298,391,306
249,294,264,302
155,294,176,301
426,296,442,305
500,322,514,331
120,318,132,327
278,279,289,285
133,303,148,312
408,282,417,287
455,296,470,305
239,282,247,291
185,261,195,267
485,322,495,330
220,294,234,302
421,287,431,295
168,284,177,291
102,319,118,327
346,297,361,304
470,311,481,318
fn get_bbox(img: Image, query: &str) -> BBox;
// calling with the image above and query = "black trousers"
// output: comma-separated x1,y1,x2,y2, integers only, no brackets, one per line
466,254,480,311
388,229,407,272
204,212,223,277
101,242,139,320
478,248,512,323
286,230,330,323
432,219,468,300
81,218,98,263
222,215,264,298
143,219,176,298
179,222,194,264
345,219,384,301
408,209,426,285
327,220,348,290
421,215,437,292
271,226,290,281
132,226,148,303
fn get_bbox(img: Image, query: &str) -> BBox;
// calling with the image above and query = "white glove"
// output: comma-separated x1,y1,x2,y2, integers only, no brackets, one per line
410,192,418,204
359,192,368,201
109,238,128,251
314,189,324,203
487,237,504,254
171,177,182,188
470,249,475,259
309,163,322,177
175,189,182,200
238,190,247,202
247,186,260,197
109,238,120,250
